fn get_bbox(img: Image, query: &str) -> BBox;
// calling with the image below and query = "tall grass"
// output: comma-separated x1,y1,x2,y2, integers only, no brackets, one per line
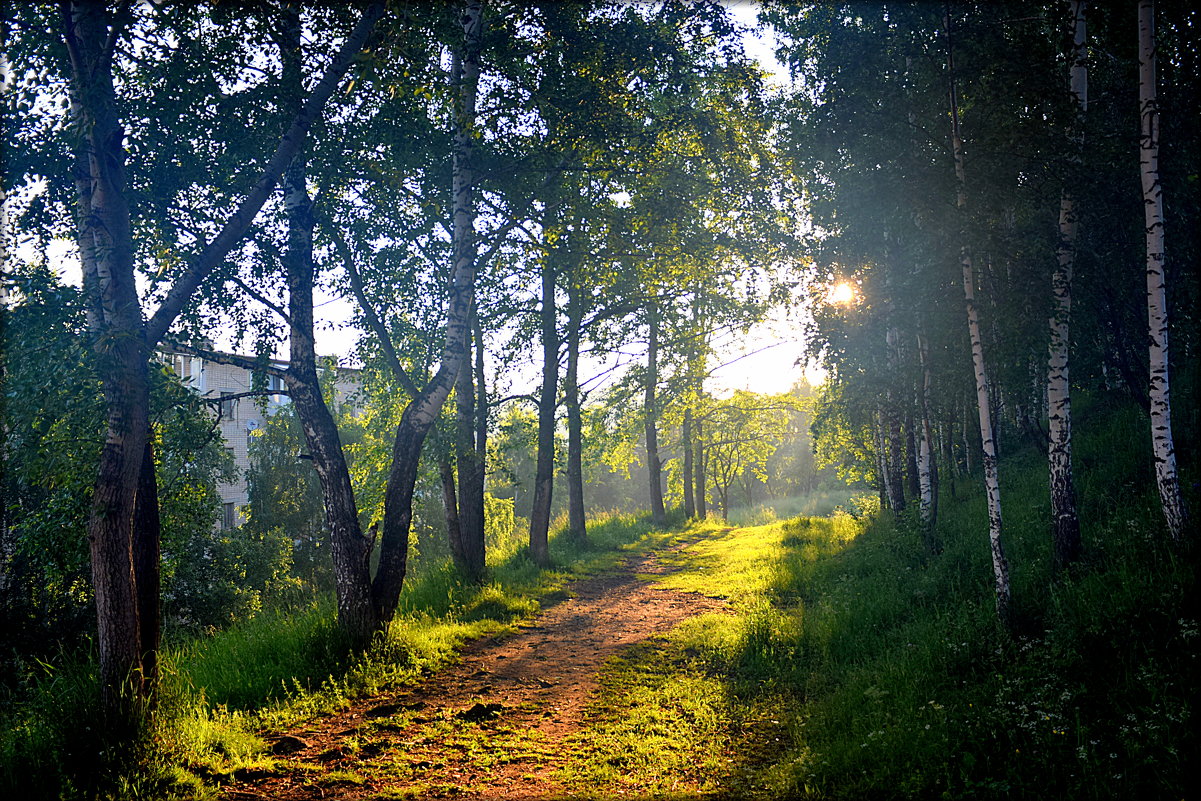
604,395,1197,799
1,509,661,800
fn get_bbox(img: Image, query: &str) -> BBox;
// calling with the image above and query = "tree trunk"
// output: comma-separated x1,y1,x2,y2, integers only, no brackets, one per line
940,416,956,498
279,6,376,643
1049,0,1087,571
694,418,707,519
564,281,587,545
372,0,483,622
916,333,938,544
133,434,161,700
440,458,466,567
474,312,488,521
61,0,384,718
881,403,904,513
682,407,695,519
904,408,921,501
455,308,485,580
947,7,1011,623
529,240,558,567
1138,0,1188,541
644,302,667,526
65,1,152,719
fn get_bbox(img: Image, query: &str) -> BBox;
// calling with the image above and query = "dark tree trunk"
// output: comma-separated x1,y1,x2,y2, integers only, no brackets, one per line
905,408,921,500
65,1,151,719
529,239,558,567
133,434,160,699
60,0,383,722
278,6,377,643
886,401,906,512
645,302,666,526
373,0,483,621
682,407,695,519
455,309,485,580
694,418,707,519
474,312,488,499
373,416,427,622
440,458,466,567
564,282,587,545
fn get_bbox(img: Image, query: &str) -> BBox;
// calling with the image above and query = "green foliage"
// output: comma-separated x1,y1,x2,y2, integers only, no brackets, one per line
0,266,243,658
0,498,661,799
631,399,1195,800
243,406,330,590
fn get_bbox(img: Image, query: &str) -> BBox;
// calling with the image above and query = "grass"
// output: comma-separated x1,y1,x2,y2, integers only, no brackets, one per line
4,397,1195,799
559,396,1196,799
0,509,661,800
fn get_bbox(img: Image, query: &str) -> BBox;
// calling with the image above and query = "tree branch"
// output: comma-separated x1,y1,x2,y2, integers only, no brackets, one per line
163,338,288,379
146,1,385,345
320,215,420,397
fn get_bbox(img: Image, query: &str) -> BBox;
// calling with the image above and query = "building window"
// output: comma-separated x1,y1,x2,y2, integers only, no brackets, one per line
222,502,236,530
268,373,285,403
219,391,237,417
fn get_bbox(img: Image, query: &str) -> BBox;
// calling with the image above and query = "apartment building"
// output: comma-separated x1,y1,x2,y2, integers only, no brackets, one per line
159,348,357,529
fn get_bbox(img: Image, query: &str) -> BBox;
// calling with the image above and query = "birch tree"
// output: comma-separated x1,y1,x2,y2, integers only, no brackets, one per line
1137,0,1188,542
56,0,382,717
1048,0,1088,571
946,7,1012,623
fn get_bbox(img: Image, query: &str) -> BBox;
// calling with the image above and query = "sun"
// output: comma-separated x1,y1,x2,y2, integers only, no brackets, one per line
827,281,856,305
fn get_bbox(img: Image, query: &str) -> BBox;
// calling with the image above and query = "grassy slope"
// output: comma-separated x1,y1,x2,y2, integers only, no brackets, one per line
562,397,1196,799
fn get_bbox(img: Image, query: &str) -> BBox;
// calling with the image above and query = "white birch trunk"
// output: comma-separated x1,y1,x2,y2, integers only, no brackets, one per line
947,10,1012,622
1138,0,1187,541
1048,0,1087,569
917,332,936,533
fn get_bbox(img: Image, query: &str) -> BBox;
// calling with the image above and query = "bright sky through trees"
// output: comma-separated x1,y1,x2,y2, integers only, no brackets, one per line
26,1,814,394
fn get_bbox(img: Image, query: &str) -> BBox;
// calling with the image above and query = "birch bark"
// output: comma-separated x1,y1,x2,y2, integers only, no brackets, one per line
1138,0,1187,541
946,7,1012,622
917,332,937,539
645,301,667,526
372,0,484,618
1048,0,1087,570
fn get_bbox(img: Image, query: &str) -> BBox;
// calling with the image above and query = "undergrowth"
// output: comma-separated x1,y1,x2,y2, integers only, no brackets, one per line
565,396,1196,799
0,510,659,800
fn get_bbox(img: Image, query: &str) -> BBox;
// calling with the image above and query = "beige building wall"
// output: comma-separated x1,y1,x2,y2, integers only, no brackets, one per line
160,350,290,529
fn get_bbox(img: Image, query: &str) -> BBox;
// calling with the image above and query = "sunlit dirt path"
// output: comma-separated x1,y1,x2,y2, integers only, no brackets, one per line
222,545,727,800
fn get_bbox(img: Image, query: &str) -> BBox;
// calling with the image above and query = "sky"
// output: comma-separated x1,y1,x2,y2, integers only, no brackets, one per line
27,2,822,396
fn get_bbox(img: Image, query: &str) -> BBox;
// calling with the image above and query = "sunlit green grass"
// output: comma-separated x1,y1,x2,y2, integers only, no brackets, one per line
564,397,1195,800
1,509,662,800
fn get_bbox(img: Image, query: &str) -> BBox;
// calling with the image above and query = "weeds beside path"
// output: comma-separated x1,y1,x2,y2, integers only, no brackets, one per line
223,538,729,800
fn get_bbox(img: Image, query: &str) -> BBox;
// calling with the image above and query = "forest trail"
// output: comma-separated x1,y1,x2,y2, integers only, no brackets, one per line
223,541,728,800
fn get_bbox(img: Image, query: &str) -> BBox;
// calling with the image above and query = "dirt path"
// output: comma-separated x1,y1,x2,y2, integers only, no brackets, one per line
223,546,726,800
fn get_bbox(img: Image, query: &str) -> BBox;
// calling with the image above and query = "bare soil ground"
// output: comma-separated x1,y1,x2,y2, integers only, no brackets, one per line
222,546,727,800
